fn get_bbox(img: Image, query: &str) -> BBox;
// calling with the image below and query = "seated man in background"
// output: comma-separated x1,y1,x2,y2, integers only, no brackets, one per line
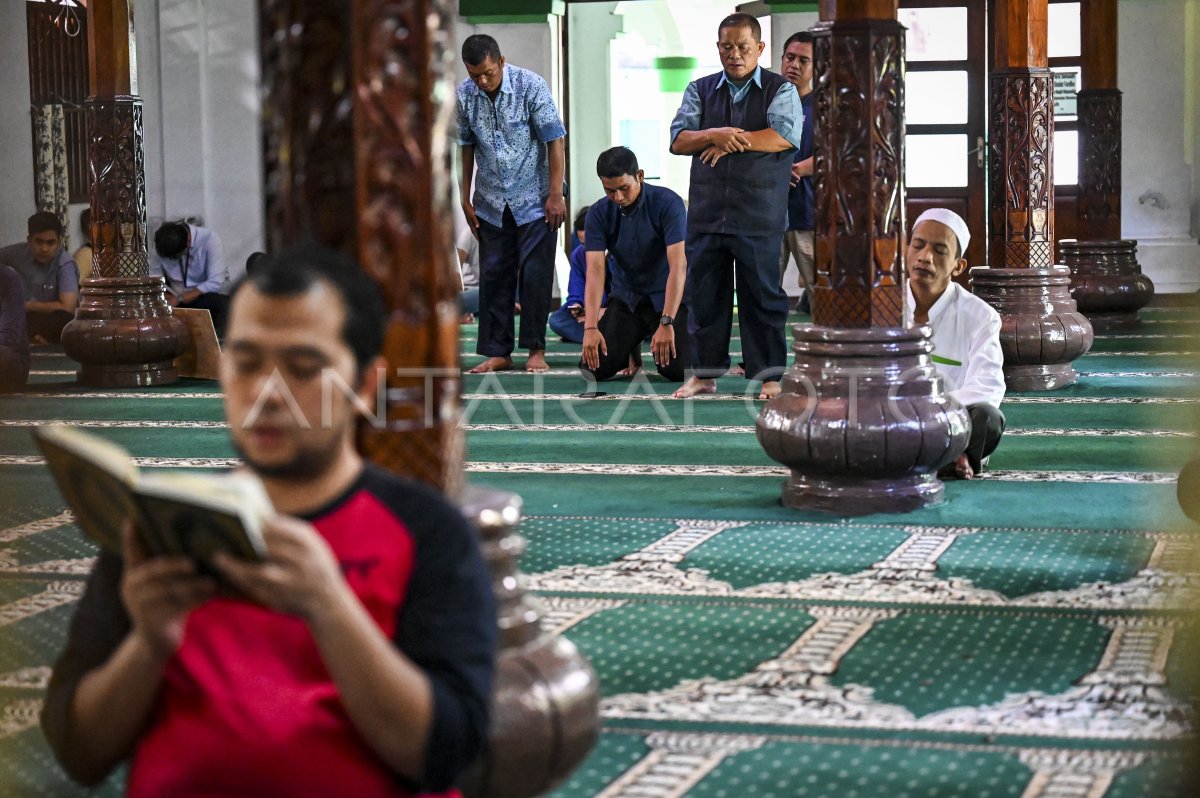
151,220,230,335
905,208,1006,480
42,248,497,797
548,206,594,345
0,265,30,390
0,211,79,344
580,146,691,383
74,207,94,280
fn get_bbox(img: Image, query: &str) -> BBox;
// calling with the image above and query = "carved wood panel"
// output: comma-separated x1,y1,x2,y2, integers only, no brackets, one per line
259,0,463,492
988,68,1054,269
87,97,148,279
811,19,905,329
1076,89,1122,242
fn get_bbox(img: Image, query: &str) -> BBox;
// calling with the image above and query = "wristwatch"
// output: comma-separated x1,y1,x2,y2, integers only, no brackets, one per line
659,314,674,327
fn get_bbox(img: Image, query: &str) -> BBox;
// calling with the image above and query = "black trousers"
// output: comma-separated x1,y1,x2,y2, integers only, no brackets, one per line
686,232,789,383
0,346,28,392
965,403,1006,473
580,299,692,383
179,292,230,338
26,309,73,343
476,206,556,357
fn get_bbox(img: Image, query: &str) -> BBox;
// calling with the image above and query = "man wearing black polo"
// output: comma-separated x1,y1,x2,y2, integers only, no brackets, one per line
580,146,691,383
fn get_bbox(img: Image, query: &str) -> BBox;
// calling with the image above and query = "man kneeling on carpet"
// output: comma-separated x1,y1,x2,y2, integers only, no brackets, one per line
580,146,692,382
42,249,496,796
905,208,1006,480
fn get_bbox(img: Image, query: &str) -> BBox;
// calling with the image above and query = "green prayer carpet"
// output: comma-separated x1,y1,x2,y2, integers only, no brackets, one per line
0,306,1197,797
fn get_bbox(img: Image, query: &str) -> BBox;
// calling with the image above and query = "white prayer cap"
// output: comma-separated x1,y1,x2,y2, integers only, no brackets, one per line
913,208,970,258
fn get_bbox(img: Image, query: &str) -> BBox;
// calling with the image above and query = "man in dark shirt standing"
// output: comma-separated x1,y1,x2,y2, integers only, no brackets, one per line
0,211,79,344
779,31,816,315
42,249,496,797
0,265,30,390
668,14,802,401
580,147,691,383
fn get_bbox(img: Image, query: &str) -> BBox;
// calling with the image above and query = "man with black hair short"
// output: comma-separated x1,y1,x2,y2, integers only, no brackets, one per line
43,248,497,797
457,33,566,374
580,146,691,383
669,13,802,401
779,30,816,314
151,220,230,335
0,211,79,344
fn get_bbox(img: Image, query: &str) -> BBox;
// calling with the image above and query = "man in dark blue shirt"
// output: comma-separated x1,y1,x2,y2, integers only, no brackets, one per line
779,31,815,315
0,265,30,391
580,147,692,383
548,207,592,345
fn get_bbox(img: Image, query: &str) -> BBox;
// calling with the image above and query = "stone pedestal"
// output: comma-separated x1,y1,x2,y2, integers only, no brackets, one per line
1059,239,1154,331
460,487,600,798
61,276,190,387
758,326,970,515
969,266,1094,391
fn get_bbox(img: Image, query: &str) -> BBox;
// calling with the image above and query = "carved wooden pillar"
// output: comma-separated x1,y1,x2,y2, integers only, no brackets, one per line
60,0,189,387
1059,0,1153,331
757,0,969,514
971,0,1093,391
258,2,598,794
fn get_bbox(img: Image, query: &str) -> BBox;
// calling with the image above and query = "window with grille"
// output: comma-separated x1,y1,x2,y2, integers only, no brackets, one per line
26,1,90,203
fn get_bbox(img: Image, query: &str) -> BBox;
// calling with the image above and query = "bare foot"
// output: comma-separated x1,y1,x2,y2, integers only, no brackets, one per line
954,454,975,480
615,353,642,378
758,381,782,401
728,364,745,377
672,377,717,399
525,351,550,373
468,356,514,374
32,335,49,345
459,313,475,324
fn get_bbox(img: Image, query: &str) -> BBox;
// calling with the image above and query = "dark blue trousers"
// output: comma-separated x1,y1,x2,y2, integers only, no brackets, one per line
685,232,789,383
476,206,556,357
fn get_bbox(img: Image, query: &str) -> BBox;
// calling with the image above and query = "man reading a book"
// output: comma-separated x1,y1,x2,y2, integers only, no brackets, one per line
42,250,496,797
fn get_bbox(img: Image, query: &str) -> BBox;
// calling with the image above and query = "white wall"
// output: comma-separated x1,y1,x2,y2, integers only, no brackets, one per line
137,0,264,288
1120,0,1200,292
0,5,36,245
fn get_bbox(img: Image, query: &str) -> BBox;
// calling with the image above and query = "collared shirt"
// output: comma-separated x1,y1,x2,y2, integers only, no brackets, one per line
0,242,79,303
669,66,803,150
456,65,567,227
150,224,226,296
0,265,30,369
585,183,687,312
787,92,815,231
904,281,1006,409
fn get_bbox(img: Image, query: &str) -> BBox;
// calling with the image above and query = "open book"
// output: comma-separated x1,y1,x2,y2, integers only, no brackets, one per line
34,425,271,571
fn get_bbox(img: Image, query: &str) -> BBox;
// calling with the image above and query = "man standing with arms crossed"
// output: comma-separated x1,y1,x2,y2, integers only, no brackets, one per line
669,13,802,401
457,34,567,374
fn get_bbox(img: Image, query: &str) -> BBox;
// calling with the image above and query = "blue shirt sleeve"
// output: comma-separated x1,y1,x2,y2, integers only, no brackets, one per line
767,81,803,150
669,82,702,147
583,202,609,252
659,191,688,247
526,74,566,143
58,258,79,297
455,84,477,147
196,231,225,295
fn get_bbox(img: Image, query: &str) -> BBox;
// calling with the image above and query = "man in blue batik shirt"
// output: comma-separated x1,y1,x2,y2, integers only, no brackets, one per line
669,13,803,401
457,34,567,374
780,31,816,316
